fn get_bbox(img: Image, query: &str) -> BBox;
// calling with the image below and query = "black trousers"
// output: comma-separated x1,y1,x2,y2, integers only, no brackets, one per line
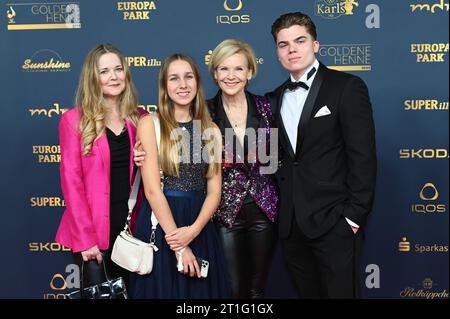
281,216,363,299
216,202,277,299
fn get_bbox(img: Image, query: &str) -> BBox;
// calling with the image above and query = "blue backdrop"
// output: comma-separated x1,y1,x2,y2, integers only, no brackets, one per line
0,0,448,299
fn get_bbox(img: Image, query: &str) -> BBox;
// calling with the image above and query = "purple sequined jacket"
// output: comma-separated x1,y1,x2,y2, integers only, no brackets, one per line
208,91,280,228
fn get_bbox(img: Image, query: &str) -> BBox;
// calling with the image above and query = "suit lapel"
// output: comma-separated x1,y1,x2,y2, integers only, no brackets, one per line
276,79,295,158
246,92,260,131
210,92,230,163
210,92,226,135
294,63,325,159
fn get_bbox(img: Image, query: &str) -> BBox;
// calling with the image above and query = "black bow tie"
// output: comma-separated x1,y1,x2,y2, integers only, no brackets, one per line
286,67,317,91
286,80,309,91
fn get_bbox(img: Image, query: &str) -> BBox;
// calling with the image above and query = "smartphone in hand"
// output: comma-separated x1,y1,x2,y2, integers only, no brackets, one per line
196,258,209,278
176,254,209,278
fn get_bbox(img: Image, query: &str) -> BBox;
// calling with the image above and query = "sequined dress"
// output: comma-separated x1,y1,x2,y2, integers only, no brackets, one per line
129,120,231,299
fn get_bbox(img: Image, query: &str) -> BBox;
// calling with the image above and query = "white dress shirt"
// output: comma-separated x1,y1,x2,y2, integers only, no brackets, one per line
280,59,320,153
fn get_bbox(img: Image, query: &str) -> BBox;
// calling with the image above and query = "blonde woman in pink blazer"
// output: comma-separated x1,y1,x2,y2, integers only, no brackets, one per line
55,44,146,286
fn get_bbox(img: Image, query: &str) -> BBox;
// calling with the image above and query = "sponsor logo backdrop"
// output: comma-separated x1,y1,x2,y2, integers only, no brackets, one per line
1,0,448,298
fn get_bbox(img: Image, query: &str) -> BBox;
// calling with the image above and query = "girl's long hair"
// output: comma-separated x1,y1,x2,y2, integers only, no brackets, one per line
158,53,220,177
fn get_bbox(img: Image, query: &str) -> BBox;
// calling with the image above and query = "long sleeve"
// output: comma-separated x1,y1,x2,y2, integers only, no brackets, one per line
338,76,377,226
58,114,97,252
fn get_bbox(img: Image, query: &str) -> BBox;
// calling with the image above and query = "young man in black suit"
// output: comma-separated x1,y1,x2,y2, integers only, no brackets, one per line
266,12,377,298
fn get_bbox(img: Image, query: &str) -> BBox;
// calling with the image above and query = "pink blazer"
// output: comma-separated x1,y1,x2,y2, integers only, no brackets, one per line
55,107,145,252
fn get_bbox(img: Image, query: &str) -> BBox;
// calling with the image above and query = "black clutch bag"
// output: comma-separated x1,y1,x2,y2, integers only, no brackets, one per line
65,260,128,299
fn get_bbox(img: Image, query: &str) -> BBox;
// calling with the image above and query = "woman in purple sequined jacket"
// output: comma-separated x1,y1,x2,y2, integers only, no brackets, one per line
207,39,280,298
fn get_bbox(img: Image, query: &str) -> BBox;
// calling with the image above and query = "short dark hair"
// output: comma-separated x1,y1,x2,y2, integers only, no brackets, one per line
271,12,317,43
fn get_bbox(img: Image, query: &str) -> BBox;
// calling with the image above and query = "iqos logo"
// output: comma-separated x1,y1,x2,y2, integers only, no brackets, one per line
224,0,243,11
420,183,439,201
412,182,446,214
217,0,250,24
49,264,79,290
44,264,80,299
50,274,68,290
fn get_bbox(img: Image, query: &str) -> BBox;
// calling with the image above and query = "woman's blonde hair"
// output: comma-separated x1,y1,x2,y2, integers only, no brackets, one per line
76,44,139,155
158,53,220,177
208,39,258,81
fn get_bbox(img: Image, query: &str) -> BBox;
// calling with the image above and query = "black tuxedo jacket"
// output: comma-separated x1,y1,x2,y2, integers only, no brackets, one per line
266,62,377,239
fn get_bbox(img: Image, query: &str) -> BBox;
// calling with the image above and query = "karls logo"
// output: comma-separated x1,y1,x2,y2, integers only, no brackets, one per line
411,182,446,214
32,145,61,163
6,2,80,30
204,49,264,66
399,148,449,159
315,1,381,29
45,264,79,299
29,102,68,117
217,0,250,24
22,49,71,72
404,99,449,111
315,0,360,19
318,44,371,71
116,1,157,21
411,43,448,63
126,56,161,67
400,278,449,299
410,0,449,13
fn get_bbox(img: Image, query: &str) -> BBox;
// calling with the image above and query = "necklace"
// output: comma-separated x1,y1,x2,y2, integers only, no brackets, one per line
223,102,247,128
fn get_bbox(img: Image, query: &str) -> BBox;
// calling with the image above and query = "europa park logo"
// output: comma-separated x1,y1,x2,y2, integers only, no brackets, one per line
315,0,360,19
116,1,157,21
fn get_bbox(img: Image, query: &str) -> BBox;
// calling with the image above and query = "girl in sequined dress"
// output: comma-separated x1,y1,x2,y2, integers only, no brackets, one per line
129,54,231,298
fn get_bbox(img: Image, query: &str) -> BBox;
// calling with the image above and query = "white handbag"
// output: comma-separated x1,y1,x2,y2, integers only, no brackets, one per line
111,114,162,275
